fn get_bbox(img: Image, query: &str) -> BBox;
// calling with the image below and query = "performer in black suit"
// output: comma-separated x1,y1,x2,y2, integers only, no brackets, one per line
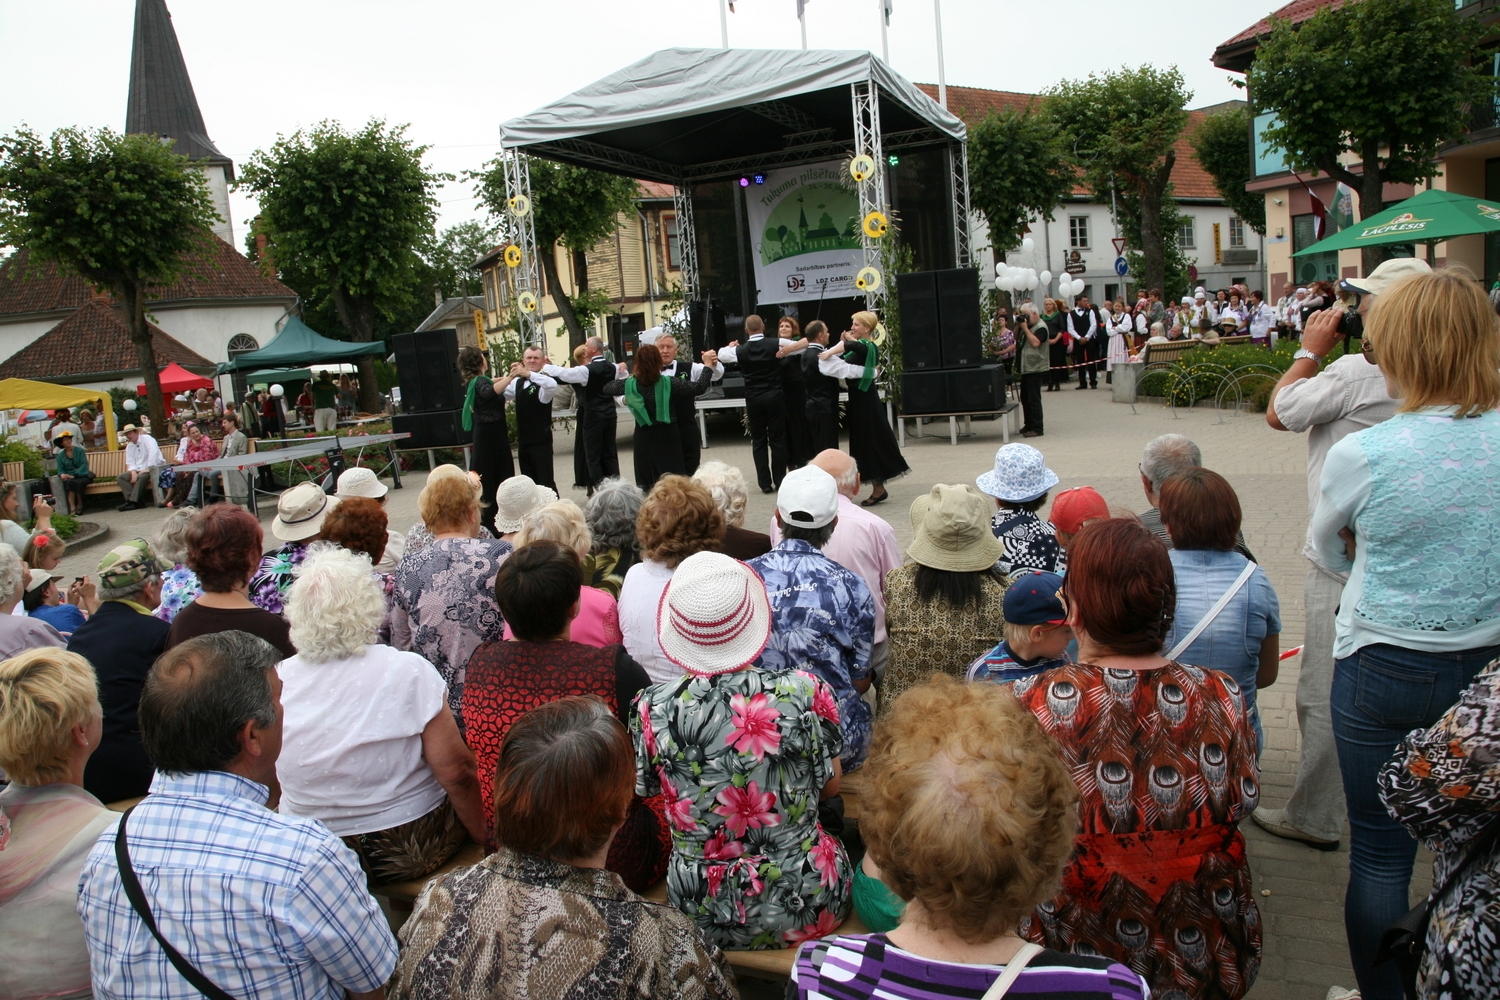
546,336,620,493
715,315,807,494
801,320,841,454
777,316,813,469
656,333,723,476
504,344,559,493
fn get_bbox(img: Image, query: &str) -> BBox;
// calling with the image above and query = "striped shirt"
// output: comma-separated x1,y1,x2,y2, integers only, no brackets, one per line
789,934,1149,1000
77,770,397,1000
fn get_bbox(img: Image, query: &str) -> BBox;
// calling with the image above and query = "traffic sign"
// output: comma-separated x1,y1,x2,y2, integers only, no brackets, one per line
1111,237,1126,255
1114,256,1129,277
1188,265,1199,281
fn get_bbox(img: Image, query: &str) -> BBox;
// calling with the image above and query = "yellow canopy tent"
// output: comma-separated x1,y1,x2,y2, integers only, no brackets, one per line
0,379,118,451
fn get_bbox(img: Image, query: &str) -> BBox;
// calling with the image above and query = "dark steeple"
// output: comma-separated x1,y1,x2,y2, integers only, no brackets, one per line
125,0,231,171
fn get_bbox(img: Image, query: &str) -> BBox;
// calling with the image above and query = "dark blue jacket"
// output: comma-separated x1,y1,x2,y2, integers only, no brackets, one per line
70,600,171,804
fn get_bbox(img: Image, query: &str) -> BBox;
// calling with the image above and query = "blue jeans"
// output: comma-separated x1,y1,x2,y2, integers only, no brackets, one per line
1331,641,1500,1000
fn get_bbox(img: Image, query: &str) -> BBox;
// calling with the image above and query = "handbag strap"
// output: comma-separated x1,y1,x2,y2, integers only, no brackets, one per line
981,942,1045,1000
113,809,239,1000
1166,561,1258,662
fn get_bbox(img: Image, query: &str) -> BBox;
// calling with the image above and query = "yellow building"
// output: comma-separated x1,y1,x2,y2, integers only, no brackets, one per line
474,181,685,365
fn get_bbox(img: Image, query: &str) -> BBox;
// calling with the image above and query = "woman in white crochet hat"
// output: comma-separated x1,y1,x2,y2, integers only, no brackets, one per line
630,551,852,951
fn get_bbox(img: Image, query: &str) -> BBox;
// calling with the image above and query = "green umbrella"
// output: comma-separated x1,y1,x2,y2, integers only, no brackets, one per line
1292,188,1500,256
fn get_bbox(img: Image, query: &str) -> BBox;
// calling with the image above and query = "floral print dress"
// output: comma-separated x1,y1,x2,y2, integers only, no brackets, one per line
631,668,853,951
153,563,202,623
249,540,310,616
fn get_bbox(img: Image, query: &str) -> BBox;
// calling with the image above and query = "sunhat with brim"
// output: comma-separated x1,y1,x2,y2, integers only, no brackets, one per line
656,551,773,676
906,484,1005,573
493,475,558,533
1343,257,1432,297
336,466,389,500
975,443,1060,503
272,482,340,542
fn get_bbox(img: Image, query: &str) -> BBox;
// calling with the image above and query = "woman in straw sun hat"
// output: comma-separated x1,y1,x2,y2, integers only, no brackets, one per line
881,484,1008,712
630,550,852,950
249,481,339,616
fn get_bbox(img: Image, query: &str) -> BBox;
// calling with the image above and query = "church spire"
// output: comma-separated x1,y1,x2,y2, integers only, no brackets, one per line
126,0,230,168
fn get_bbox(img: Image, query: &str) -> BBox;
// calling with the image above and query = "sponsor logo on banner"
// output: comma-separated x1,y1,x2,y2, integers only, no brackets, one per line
745,160,863,304
1358,212,1433,240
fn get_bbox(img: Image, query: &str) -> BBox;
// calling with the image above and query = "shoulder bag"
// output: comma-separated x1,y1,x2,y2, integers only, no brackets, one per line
981,941,1045,999
1165,561,1258,662
113,809,239,1000
1375,810,1500,999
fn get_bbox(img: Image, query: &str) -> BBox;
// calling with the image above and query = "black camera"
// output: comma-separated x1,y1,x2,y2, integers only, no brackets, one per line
1336,293,1363,339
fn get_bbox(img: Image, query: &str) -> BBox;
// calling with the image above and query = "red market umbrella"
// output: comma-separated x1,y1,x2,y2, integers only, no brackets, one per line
137,362,213,397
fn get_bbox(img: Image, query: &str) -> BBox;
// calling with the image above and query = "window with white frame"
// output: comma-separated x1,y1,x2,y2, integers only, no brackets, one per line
1178,217,1196,249
1069,216,1090,249
1228,217,1246,248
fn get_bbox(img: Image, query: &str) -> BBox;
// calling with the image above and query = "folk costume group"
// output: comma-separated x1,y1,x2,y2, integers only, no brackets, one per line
457,309,908,521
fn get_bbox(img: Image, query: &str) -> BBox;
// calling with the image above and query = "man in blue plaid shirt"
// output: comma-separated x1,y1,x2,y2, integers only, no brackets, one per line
78,630,398,999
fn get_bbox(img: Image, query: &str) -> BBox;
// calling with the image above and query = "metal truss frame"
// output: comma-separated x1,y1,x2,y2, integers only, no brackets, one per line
851,78,888,308
499,144,544,345
949,139,973,269
672,182,701,301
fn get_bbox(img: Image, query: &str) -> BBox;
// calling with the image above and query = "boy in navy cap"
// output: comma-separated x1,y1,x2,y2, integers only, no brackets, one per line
966,571,1071,684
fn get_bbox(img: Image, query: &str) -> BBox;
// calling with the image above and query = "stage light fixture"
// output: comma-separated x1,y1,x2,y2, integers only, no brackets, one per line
739,176,750,187
887,154,900,166
753,173,765,185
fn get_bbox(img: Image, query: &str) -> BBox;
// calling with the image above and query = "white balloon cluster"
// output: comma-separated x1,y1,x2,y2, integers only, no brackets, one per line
1055,275,1086,300
993,259,1040,293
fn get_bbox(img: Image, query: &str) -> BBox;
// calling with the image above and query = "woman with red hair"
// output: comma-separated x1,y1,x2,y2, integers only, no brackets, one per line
1012,518,1261,1000
602,343,712,491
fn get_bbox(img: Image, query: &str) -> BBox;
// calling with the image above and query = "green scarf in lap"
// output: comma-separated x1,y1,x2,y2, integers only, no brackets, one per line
623,375,673,426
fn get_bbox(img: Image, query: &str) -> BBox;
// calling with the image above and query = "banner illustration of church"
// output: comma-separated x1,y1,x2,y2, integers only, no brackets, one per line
746,160,863,304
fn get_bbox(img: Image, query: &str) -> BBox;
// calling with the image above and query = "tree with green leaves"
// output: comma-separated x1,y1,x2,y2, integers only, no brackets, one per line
425,220,500,299
967,108,1074,256
0,127,218,430
474,158,636,350
240,120,446,411
1047,66,1191,295
1248,0,1489,272
1191,106,1266,236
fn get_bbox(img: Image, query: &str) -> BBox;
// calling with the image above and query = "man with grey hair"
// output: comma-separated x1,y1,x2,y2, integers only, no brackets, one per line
658,334,723,476
544,335,622,492
79,631,398,999
69,539,171,805
0,542,65,656
1137,434,1255,561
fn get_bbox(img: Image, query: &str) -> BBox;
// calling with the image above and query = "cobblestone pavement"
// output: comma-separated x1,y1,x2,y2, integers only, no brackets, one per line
54,385,1436,998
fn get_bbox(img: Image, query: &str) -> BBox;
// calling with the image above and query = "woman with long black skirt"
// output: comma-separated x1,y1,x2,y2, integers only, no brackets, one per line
817,310,909,506
603,343,713,492
459,345,517,534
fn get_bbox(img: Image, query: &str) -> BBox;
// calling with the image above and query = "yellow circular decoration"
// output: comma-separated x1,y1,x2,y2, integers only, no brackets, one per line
854,266,883,292
504,245,523,268
862,211,889,239
517,291,539,314
872,321,888,346
849,154,876,183
508,194,532,218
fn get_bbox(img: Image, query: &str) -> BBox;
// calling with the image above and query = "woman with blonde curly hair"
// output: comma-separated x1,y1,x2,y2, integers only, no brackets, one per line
501,500,621,647
278,546,488,883
792,675,1148,1000
0,648,114,999
617,475,724,682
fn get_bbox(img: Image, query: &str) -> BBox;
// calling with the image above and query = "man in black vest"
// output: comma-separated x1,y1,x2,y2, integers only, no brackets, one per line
504,345,559,493
715,315,807,493
801,320,841,454
544,336,622,493
656,333,723,476
1067,294,1102,389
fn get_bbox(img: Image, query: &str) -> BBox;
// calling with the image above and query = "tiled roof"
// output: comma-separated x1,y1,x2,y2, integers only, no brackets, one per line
637,180,675,200
1214,0,1346,62
0,234,293,318
917,84,1229,202
0,300,214,382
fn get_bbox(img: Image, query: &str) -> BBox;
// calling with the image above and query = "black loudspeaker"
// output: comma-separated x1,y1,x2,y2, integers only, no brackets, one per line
947,365,1005,411
414,329,463,411
895,272,942,370
391,333,421,406
392,409,465,449
688,300,728,353
900,369,951,415
937,268,983,367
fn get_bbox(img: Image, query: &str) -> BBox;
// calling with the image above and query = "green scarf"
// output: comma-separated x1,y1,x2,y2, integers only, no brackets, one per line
623,376,673,427
460,375,489,432
856,340,877,392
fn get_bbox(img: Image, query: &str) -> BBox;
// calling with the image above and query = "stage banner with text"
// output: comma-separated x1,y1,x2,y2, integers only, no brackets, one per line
746,160,863,304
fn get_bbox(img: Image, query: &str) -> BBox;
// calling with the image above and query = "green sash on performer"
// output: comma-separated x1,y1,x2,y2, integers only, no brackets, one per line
623,376,673,426
858,340,877,392
460,375,488,432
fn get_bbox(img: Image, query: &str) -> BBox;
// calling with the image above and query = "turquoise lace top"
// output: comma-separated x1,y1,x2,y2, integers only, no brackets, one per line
1313,407,1500,658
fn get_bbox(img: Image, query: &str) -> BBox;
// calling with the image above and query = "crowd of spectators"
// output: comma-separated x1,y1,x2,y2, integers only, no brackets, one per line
2,262,1499,1000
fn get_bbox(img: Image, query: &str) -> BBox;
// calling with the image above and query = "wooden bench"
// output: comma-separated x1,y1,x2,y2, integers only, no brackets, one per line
373,841,871,980
1136,341,1199,370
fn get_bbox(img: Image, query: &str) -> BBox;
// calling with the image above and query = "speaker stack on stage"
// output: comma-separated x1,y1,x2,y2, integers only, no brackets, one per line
391,329,467,448
896,268,1003,416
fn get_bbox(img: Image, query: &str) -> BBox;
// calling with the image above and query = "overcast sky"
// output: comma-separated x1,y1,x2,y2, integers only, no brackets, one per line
0,0,1275,239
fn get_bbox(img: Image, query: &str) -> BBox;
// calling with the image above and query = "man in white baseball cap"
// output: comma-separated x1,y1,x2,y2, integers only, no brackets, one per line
748,465,876,771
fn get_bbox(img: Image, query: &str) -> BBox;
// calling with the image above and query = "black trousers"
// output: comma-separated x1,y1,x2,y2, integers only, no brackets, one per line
1047,343,1068,389
745,392,788,491
517,441,555,494
583,411,619,487
782,382,811,468
1019,372,1045,434
678,411,701,478
1074,338,1102,386
806,408,839,456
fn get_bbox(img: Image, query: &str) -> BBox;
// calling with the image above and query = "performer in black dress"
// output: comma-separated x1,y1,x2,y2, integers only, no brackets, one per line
817,310,908,505
459,345,517,533
777,316,812,469
602,343,714,492
801,320,841,454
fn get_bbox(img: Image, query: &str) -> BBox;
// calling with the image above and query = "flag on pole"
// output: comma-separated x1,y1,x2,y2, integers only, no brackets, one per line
1294,175,1328,239
883,0,893,25
797,0,808,17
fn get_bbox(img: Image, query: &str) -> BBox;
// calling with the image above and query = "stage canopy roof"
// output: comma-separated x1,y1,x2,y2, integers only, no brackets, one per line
218,316,385,373
500,47,966,182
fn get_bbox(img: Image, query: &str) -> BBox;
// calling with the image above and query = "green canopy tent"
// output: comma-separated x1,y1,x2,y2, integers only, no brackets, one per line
217,316,386,373
1292,188,1500,257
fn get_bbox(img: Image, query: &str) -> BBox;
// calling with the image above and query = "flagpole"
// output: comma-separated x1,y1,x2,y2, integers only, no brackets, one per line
879,0,889,61
800,9,807,49
933,0,947,108
720,0,728,48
